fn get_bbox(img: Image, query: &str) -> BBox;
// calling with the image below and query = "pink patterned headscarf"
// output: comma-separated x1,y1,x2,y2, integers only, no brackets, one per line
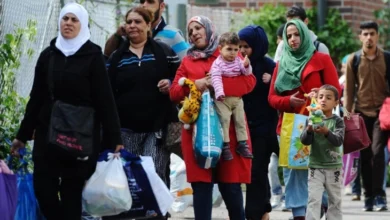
186,16,219,60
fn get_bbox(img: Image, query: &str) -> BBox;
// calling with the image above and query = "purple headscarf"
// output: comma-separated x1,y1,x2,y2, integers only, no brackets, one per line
186,16,219,60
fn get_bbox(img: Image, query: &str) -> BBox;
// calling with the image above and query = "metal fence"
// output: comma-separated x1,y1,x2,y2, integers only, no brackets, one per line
186,5,245,36
0,0,243,98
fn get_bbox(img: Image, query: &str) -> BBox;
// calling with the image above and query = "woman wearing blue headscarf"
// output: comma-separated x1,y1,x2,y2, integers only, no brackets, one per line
238,25,279,220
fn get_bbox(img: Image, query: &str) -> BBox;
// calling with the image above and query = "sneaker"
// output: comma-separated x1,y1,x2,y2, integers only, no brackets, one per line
375,196,388,211
363,197,374,211
222,143,233,161
271,194,282,209
236,141,253,158
352,195,361,201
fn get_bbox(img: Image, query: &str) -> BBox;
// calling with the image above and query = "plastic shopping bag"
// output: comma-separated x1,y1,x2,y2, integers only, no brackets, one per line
279,112,310,169
83,152,132,217
193,91,223,169
0,160,17,220
106,150,173,219
169,154,223,213
170,154,192,213
342,151,360,186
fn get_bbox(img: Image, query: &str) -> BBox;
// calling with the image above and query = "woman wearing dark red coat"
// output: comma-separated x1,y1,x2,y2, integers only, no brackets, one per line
268,19,341,220
169,16,256,220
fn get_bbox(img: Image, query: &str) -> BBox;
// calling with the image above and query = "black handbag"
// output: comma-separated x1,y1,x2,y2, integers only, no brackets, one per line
47,51,95,158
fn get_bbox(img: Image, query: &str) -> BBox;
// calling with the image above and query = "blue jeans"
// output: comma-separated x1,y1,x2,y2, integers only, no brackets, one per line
269,153,283,195
191,182,245,220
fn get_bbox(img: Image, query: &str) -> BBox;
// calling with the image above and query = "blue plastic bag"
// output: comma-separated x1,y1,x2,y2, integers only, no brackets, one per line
11,148,44,220
193,91,223,169
0,161,17,220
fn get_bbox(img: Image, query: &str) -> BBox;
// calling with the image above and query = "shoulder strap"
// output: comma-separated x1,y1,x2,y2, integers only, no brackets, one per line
352,50,362,77
47,51,55,101
314,40,320,51
383,50,390,89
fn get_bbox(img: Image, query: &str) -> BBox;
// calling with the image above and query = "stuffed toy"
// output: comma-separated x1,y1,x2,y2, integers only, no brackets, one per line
306,97,325,129
178,77,202,129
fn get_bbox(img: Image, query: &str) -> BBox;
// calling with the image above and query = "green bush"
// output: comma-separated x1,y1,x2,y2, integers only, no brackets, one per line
236,4,286,58
0,20,36,171
306,7,360,69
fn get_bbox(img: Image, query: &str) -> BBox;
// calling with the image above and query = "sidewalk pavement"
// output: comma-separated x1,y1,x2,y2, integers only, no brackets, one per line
169,188,390,220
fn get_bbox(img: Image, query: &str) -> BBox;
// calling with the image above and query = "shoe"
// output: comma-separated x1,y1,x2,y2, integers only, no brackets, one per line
271,194,283,209
320,205,328,218
375,196,388,211
352,195,361,201
363,197,374,211
236,141,253,158
222,143,233,160
293,217,305,220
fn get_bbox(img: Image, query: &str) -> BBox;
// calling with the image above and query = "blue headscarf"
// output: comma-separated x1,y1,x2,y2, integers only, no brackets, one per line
238,25,269,68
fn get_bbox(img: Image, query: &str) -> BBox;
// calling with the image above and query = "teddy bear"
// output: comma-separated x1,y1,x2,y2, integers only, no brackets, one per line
178,77,202,129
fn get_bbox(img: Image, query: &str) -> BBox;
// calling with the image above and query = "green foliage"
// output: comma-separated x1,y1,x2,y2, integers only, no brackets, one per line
374,0,390,50
237,4,286,58
306,7,360,68
0,20,37,171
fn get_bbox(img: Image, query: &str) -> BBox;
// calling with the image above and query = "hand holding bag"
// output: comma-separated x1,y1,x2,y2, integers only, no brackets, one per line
47,51,95,158
343,108,371,154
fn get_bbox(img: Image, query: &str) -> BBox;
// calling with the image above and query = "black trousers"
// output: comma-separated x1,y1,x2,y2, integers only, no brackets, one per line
360,113,387,198
245,135,278,219
33,149,90,220
192,182,245,220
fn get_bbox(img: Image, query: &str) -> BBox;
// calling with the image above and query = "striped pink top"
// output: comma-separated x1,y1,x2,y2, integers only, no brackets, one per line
210,55,252,100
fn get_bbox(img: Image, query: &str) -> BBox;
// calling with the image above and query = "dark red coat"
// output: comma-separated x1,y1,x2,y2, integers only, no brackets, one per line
170,50,256,183
268,52,342,135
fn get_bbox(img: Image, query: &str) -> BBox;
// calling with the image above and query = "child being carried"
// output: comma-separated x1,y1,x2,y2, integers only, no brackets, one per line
210,32,253,161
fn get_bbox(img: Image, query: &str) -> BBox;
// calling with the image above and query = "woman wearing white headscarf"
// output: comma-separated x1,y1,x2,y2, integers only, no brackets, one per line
11,3,123,219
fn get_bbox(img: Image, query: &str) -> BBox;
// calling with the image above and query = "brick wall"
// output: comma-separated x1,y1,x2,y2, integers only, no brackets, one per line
189,0,389,34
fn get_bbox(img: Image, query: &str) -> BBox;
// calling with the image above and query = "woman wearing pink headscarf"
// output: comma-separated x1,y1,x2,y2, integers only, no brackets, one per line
170,16,256,220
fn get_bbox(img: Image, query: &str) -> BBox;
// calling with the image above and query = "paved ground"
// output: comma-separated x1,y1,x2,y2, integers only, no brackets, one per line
169,188,390,220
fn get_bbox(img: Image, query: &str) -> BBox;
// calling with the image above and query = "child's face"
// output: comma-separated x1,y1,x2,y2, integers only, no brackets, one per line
219,44,239,62
317,89,339,114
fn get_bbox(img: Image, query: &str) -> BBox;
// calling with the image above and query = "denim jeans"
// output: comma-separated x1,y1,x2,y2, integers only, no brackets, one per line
191,182,245,220
269,153,283,195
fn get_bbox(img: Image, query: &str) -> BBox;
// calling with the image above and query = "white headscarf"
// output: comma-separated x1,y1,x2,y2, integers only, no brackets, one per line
55,2,90,57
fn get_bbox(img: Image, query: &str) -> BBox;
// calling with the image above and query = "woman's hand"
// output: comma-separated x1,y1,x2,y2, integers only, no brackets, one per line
114,144,124,153
11,139,25,156
262,73,272,84
157,79,171,94
290,91,306,108
195,76,211,92
307,88,319,99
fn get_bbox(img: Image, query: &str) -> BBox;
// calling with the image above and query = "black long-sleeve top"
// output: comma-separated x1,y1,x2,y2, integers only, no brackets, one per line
106,38,180,132
16,39,122,155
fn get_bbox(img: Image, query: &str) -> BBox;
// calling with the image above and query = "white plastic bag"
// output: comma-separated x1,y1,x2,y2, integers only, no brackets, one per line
140,156,174,216
169,154,223,213
82,153,132,217
170,154,193,213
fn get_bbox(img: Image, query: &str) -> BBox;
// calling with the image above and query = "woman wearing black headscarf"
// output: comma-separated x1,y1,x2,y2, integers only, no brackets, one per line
238,25,279,220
